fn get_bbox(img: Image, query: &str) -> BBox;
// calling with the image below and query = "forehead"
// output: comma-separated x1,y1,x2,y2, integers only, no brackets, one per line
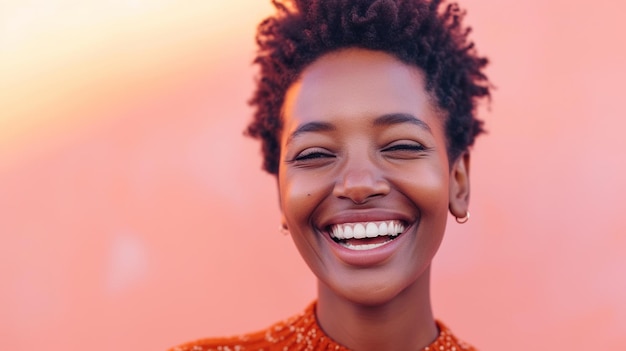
281,48,440,129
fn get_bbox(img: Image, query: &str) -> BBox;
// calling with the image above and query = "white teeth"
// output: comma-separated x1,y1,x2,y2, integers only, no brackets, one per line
333,225,343,239
353,223,366,239
365,223,378,238
329,220,405,241
379,221,388,235
341,241,389,251
344,225,353,239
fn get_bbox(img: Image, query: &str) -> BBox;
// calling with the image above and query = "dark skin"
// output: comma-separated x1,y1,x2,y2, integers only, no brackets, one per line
277,48,470,351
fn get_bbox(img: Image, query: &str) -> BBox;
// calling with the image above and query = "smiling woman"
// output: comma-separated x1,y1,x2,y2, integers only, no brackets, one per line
170,0,490,350
279,50,458,310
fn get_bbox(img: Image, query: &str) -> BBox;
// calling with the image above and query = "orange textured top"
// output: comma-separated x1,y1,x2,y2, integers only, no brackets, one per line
169,302,476,351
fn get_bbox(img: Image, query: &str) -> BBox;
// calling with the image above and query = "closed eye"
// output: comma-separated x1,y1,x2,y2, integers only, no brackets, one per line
288,147,336,163
382,143,426,152
381,142,430,159
295,152,334,161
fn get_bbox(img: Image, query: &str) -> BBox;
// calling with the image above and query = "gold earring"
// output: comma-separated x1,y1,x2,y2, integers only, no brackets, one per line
455,211,470,224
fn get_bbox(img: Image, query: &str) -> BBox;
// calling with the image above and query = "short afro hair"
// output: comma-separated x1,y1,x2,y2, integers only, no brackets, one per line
247,0,491,175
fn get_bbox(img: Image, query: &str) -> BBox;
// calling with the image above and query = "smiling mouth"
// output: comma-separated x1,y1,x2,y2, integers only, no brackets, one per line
328,220,405,251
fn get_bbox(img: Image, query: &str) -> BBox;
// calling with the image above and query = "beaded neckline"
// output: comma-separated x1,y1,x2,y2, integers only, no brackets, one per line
170,302,476,351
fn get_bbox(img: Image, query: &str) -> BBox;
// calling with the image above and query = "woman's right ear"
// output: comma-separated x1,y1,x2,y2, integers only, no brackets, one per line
277,179,288,233
279,195,289,235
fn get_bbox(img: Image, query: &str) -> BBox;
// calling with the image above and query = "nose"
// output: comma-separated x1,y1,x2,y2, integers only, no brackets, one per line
332,160,390,204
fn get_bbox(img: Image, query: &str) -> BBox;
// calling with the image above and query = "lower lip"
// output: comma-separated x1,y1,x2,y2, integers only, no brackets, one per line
322,227,411,267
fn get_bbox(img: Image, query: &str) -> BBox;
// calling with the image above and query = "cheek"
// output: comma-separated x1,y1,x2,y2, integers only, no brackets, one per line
279,169,332,226
394,161,450,214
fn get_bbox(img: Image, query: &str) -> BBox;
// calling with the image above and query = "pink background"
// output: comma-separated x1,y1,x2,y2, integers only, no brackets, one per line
1,1,625,350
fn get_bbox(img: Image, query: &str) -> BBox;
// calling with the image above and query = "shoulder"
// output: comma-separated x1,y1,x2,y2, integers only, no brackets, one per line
429,320,478,351
167,302,347,351
168,304,476,351
168,318,290,351
168,329,267,351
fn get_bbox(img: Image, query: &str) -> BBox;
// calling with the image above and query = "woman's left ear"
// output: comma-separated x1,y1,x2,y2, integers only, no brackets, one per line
449,152,471,218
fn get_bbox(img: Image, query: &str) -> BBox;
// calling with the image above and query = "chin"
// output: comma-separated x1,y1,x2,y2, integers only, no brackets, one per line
323,267,429,307
340,288,405,307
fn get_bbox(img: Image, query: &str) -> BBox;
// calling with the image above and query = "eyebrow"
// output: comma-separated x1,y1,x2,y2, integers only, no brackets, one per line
285,113,431,144
373,113,432,133
286,121,336,144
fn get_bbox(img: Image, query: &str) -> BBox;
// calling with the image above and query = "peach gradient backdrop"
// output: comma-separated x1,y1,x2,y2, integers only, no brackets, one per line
1,1,625,350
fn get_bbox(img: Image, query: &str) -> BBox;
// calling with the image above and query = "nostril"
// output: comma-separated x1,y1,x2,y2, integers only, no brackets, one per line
333,178,390,204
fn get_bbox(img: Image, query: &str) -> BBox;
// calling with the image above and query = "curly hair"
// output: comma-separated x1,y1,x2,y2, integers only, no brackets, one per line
247,0,491,175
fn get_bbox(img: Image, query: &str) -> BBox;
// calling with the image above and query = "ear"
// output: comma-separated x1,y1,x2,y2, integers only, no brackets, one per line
276,178,288,230
449,151,471,219
280,213,288,230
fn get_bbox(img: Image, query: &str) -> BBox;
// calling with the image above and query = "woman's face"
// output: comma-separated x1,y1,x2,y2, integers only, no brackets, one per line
278,48,469,305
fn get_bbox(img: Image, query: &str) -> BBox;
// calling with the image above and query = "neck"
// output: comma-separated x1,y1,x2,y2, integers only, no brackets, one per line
315,267,437,351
